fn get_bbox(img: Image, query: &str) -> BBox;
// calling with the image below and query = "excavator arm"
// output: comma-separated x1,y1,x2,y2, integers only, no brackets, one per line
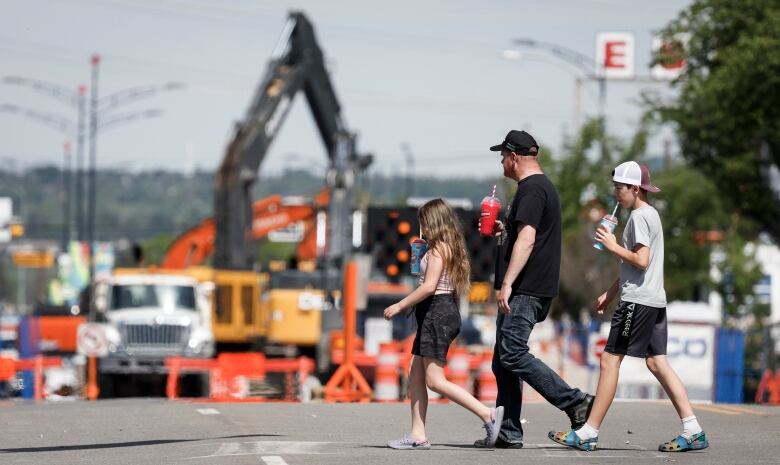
162,189,329,269
214,11,369,270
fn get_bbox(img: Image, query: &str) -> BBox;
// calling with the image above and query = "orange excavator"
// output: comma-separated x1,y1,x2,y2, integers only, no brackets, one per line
162,189,329,269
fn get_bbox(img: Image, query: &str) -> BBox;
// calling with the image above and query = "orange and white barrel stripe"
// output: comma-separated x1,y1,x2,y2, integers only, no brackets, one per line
374,342,400,402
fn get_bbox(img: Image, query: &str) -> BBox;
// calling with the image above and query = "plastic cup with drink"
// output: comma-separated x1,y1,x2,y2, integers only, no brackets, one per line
410,236,428,275
593,204,619,251
480,185,502,236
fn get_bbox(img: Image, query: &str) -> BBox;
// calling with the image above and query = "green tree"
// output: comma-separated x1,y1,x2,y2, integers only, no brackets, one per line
548,119,652,318
651,0,780,241
652,166,728,301
141,233,176,266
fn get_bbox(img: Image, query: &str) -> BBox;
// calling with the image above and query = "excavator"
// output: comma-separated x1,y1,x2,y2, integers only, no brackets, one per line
156,11,371,365
161,188,329,270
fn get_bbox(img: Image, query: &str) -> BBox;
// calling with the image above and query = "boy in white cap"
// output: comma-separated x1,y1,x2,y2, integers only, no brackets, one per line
548,161,709,452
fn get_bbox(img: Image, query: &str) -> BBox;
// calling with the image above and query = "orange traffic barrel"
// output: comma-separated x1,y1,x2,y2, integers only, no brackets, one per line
477,352,498,402
374,342,400,402
447,346,471,392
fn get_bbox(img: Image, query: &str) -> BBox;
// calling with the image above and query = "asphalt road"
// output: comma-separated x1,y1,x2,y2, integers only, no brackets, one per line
0,399,777,465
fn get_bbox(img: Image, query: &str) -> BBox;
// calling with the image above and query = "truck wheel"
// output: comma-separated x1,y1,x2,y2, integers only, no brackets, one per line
180,373,209,398
97,373,115,398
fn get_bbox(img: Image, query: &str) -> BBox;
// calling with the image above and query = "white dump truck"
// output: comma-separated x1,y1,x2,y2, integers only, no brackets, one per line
90,270,215,397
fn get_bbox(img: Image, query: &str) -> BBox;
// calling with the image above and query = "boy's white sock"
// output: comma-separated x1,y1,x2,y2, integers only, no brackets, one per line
681,415,702,439
575,423,599,440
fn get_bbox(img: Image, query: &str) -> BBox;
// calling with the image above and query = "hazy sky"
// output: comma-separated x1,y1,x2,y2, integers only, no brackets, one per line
1,0,692,179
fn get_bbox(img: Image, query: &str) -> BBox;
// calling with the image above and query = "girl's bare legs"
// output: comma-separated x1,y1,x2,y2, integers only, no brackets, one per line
645,355,694,419
409,355,429,441
423,357,492,422
586,352,625,429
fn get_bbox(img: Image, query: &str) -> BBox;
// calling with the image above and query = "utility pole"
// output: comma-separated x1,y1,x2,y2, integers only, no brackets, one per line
87,54,100,281
76,85,86,241
2,66,180,278
401,142,414,201
62,141,72,250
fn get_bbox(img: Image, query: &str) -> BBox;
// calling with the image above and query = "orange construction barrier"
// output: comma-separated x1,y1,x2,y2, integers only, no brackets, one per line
211,352,267,400
374,342,400,402
265,356,316,401
2,356,64,401
165,357,217,400
165,355,315,402
477,352,498,402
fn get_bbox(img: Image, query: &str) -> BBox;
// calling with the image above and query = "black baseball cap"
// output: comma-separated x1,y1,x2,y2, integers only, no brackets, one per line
489,130,539,155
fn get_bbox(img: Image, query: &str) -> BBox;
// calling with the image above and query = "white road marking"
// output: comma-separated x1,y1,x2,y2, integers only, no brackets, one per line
186,441,335,459
196,408,220,415
261,456,288,465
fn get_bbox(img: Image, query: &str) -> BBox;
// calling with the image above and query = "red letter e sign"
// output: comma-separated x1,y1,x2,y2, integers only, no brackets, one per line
596,32,635,80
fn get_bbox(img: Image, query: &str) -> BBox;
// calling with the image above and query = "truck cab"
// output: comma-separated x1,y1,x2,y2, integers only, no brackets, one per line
91,270,214,396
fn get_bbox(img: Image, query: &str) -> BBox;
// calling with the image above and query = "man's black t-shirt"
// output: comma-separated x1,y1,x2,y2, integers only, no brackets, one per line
494,174,561,298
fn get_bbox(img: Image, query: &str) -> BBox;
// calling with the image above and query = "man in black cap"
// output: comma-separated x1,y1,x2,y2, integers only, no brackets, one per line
474,130,593,449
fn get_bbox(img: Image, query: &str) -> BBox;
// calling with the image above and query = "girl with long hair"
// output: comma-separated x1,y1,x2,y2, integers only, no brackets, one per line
384,198,503,450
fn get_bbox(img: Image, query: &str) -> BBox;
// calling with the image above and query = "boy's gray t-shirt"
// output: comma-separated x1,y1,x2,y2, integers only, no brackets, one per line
619,204,667,307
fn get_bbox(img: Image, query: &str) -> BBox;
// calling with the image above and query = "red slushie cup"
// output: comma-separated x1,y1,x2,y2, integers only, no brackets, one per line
480,195,501,236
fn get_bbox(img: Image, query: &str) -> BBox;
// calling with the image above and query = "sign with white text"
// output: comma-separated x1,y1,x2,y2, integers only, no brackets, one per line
618,323,715,401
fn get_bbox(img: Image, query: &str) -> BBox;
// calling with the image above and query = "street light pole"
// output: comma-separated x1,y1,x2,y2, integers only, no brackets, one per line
76,85,86,242
506,38,606,135
2,77,88,241
87,54,100,282
3,66,182,281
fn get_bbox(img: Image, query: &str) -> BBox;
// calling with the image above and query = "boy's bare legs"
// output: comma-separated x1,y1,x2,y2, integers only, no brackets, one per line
409,355,429,441
646,355,705,448
423,357,492,422
645,355,694,418
584,352,625,429
550,351,624,445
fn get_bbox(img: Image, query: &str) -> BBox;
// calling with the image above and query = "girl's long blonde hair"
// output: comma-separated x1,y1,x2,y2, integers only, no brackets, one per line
418,198,471,295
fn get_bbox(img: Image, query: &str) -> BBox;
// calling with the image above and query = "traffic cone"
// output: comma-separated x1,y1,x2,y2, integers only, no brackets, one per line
374,342,400,402
477,351,497,402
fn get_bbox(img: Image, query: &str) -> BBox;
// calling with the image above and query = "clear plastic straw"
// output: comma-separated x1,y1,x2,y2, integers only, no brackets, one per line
611,203,619,217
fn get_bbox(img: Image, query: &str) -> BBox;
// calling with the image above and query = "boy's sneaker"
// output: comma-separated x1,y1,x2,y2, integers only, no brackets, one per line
565,394,594,429
480,406,505,447
473,437,523,449
548,429,598,452
658,431,709,452
387,435,431,450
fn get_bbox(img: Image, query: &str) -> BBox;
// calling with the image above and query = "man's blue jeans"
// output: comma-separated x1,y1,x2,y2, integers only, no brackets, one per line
493,293,585,443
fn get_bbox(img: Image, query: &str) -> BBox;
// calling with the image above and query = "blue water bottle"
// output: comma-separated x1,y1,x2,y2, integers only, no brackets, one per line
410,239,428,275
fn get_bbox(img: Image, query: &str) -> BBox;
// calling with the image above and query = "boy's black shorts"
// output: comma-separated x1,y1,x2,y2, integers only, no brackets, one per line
604,300,667,358
411,293,461,363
